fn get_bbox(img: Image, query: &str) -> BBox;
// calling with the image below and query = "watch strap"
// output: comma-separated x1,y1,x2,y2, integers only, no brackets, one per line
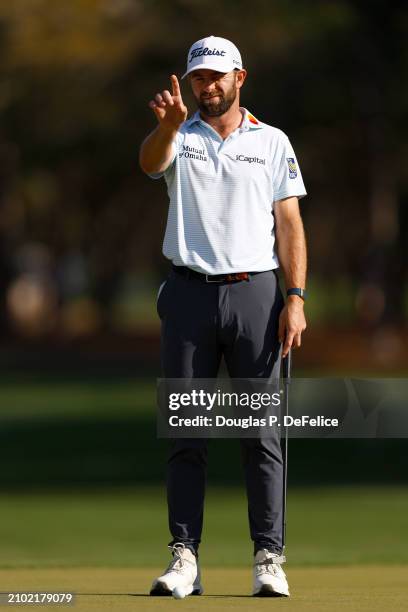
286,287,307,301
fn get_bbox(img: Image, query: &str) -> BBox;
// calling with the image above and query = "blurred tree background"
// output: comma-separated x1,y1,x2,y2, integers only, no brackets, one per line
0,0,407,371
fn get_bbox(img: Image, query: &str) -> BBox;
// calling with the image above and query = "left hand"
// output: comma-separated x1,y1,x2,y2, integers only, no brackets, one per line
278,296,307,358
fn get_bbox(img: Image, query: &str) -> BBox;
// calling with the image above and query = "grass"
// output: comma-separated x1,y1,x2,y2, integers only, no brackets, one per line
0,378,155,419
0,566,407,611
0,485,407,569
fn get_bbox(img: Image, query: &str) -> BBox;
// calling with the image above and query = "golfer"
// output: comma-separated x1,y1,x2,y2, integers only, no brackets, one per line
139,35,307,598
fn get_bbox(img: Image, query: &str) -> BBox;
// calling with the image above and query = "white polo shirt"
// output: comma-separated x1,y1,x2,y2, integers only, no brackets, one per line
150,108,306,275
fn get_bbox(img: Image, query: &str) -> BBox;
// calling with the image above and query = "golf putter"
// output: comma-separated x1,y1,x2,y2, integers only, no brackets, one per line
281,348,292,552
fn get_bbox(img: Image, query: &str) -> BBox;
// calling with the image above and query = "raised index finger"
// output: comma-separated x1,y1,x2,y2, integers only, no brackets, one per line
170,74,182,98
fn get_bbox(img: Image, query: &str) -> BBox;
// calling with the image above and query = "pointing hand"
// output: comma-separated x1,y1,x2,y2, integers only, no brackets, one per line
149,75,188,131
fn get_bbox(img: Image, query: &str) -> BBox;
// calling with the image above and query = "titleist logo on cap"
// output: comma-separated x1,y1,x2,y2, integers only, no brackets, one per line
182,36,243,79
189,47,226,63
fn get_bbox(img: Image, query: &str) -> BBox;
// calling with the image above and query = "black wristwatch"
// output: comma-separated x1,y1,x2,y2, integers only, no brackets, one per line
286,288,307,301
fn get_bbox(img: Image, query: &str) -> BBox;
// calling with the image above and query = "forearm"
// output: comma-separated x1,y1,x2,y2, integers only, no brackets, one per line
275,209,308,354
275,216,307,292
139,124,178,174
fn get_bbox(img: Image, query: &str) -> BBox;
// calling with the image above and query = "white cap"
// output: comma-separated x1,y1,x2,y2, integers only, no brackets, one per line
182,36,243,79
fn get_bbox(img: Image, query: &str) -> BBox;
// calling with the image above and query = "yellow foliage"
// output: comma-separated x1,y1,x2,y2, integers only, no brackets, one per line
0,0,144,69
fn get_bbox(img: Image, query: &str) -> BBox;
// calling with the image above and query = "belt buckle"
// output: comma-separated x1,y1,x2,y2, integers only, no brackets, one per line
205,274,223,283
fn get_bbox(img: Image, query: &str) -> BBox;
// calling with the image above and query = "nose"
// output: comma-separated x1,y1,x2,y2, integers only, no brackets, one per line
202,79,218,94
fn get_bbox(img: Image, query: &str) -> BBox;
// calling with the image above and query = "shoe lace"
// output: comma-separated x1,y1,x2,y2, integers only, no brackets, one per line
166,543,192,574
255,554,286,577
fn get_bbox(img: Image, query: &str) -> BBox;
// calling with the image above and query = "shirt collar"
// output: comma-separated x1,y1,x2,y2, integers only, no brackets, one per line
185,107,263,132
240,108,263,131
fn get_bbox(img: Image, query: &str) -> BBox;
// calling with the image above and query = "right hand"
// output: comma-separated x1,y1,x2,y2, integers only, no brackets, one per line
149,75,188,132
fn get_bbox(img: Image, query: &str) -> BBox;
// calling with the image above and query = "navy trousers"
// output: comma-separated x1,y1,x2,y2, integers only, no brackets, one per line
157,266,285,557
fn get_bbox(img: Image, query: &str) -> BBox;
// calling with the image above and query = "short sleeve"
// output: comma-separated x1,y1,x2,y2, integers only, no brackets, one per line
272,133,307,202
147,132,182,180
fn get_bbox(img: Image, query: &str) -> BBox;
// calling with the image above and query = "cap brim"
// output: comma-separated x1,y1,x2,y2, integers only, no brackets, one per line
181,62,238,79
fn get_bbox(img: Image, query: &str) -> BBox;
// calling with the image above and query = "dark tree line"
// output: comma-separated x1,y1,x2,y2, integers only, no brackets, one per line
0,0,406,336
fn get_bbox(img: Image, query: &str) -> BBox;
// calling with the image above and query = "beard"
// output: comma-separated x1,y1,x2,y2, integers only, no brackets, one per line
196,84,237,117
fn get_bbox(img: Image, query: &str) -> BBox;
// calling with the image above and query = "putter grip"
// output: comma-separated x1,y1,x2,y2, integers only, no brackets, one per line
282,350,292,380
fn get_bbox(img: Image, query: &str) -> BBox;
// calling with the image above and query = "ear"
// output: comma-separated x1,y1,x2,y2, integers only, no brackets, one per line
235,69,247,90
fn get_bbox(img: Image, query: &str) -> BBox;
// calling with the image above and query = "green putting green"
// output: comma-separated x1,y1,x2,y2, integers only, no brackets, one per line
0,566,406,611
0,486,407,568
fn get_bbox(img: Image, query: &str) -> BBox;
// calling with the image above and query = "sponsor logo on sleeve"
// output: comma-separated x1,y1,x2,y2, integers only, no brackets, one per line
286,157,297,179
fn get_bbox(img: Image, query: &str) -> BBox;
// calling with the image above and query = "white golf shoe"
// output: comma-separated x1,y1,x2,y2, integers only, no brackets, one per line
252,549,290,597
150,543,204,596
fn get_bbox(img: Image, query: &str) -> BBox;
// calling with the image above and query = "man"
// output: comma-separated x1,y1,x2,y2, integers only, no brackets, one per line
139,35,307,598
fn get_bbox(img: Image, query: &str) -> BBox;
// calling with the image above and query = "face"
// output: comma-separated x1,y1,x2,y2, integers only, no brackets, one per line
189,69,246,117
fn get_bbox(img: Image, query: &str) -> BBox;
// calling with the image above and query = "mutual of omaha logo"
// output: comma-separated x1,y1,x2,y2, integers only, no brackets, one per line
179,144,208,162
286,157,297,179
